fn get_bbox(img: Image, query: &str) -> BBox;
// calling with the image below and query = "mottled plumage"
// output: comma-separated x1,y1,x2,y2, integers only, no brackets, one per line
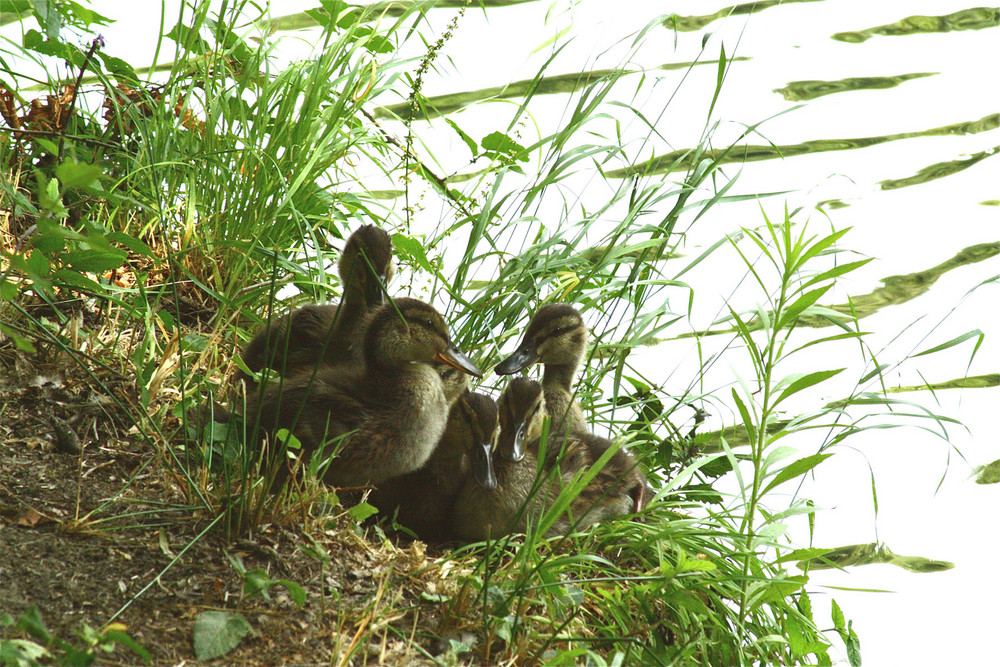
452,378,646,542
370,391,497,542
249,298,481,489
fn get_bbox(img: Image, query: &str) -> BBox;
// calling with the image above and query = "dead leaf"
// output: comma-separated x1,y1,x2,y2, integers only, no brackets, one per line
16,508,50,527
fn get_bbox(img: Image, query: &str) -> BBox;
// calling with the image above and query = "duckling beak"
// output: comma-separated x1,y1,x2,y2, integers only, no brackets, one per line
494,341,539,375
470,439,497,490
364,276,386,307
435,345,483,378
499,421,527,462
632,482,650,513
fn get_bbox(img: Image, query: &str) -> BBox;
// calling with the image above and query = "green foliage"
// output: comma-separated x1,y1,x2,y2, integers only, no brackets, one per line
0,607,150,666
226,553,306,607
191,611,254,662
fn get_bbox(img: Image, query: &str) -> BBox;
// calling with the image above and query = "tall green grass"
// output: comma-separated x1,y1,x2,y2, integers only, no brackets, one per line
1,2,984,665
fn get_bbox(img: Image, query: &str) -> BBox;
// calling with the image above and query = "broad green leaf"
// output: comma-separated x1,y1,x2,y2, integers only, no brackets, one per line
52,268,105,293
55,159,104,189
392,233,434,273
481,131,528,162
347,501,378,522
62,248,127,272
192,611,253,661
275,579,307,607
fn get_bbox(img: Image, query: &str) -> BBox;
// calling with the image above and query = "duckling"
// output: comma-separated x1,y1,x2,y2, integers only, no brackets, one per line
369,390,497,543
494,303,589,434
452,378,646,542
248,298,482,489
239,224,394,385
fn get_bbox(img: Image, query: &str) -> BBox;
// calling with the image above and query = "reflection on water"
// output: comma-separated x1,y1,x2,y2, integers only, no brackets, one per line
692,374,997,453
832,7,1000,43
375,58,746,121
795,242,999,327
665,0,821,32
886,373,999,393
606,113,1000,178
774,73,937,102
797,543,954,573
665,243,998,341
265,0,541,31
879,145,999,190
973,460,999,484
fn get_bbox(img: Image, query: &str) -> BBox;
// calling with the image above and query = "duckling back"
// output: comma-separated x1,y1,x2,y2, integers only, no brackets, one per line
237,225,394,386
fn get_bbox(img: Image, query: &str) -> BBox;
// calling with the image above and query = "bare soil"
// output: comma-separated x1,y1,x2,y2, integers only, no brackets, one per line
0,346,475,666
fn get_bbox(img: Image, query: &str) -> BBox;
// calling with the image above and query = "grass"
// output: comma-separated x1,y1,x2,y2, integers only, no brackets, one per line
1,1,987,665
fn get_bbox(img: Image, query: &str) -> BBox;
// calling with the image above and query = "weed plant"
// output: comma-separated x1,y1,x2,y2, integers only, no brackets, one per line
0,1,981,665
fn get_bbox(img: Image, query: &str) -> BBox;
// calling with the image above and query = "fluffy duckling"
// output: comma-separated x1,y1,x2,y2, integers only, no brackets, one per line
369,390,497,543
451,378,647,542
494,303,589,434
248,298,482,488
239,224,394,384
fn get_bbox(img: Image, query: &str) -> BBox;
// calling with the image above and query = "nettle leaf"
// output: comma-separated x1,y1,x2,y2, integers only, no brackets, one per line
481,131,529,163
192,611,254,661
275,579,307,607
55,159,104,189
97,52,138,81
392,233,434,273
30,0,62,41
166,23,209,54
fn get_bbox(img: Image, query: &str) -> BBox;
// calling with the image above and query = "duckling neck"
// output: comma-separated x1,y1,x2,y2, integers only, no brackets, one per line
542,361,578,393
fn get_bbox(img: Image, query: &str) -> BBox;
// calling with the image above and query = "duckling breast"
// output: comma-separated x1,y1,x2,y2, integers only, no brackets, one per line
381,364,452,473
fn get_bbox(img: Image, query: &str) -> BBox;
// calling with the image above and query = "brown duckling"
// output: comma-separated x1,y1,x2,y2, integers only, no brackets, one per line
248,298,482,489
452,378,647,542
239,224,394,385
369,390,497,543
494,303,589,434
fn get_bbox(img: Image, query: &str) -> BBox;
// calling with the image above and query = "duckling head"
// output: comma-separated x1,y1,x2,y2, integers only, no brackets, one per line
339,224,395,310
497,377,546,462
450,391,499,490
433,362,472,406
365,298,482,377
495,303,588,375
580,445,648,522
